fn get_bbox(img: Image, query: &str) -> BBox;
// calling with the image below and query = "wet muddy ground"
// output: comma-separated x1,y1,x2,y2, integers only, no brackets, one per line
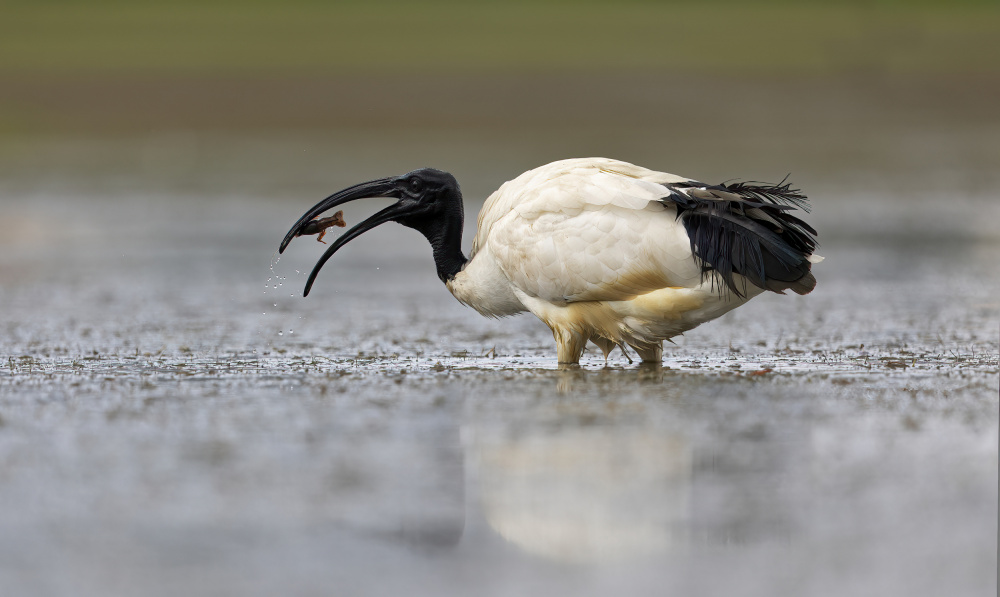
0,168,997,595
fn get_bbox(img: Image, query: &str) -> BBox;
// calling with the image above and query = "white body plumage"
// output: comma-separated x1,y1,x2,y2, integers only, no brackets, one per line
448,158,781,363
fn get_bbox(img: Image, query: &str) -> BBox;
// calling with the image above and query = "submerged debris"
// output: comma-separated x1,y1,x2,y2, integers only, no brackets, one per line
296,211,346,244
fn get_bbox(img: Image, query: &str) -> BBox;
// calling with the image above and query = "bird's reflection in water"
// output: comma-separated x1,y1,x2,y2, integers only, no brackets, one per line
336,369,795,558
555,360,664,394
474,425,692,563
468,366,690,563
469,366,797,562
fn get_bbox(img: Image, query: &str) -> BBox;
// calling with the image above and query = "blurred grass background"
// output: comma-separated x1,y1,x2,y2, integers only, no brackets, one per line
2,1,998,76
0,0,997,198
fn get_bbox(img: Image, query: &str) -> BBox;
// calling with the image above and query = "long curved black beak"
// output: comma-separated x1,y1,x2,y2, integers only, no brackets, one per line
279,177,397,254
279,177,412,297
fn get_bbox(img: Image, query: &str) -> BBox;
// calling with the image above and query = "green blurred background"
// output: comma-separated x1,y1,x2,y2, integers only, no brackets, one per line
0,0,998,199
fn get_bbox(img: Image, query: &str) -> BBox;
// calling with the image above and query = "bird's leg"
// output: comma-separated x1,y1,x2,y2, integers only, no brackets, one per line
617,343,634,364
552,327,587,364
632,342,663,364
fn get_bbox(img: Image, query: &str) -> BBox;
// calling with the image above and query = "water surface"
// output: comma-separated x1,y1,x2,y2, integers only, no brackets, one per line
0,175,996,596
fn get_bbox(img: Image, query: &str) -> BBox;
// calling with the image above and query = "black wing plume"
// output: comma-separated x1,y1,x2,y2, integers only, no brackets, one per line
720,176,811,212
664,178,819,298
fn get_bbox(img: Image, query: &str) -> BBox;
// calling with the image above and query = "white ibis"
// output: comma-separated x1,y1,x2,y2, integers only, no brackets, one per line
279,158,820,364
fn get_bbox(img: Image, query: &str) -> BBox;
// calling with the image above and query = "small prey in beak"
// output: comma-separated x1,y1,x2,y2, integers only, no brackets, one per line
294,210,346,244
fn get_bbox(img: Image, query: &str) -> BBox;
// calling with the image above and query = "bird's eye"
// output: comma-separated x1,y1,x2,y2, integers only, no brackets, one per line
409,178,423,193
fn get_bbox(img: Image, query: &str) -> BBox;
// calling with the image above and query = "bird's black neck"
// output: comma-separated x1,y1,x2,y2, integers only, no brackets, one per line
431,233,467,282
411,202,467,283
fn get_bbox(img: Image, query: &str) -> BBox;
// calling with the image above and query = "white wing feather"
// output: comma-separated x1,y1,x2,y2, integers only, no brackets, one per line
478,159,702,303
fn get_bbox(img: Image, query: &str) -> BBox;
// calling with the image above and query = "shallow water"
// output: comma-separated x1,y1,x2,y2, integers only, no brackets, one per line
0,179,997,596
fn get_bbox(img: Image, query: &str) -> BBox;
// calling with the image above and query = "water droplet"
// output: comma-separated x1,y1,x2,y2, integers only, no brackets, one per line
262,312,266,315
278,331,283,336
289,330,294,335
273,303,277,307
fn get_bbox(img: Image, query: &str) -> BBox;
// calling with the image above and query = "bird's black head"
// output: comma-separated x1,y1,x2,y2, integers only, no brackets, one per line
279,168,467,296
388,168,464,233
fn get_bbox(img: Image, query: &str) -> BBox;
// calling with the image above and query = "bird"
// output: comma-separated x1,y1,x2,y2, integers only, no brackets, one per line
279,158,820,364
